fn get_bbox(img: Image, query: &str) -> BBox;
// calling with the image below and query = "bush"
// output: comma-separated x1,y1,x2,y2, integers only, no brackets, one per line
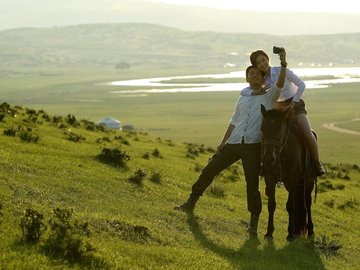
44,208,94,262
338,198,359,210
20,208,45,242
96,219,152,244
194,163,202,172
65,132,85,142
128,169,147,185
114,135,130,146
65,114,79,127
315,234,342,256
0,203,3,224
149,171,164,184
3,127,17,136
81,119,96,131
96,148,130,169
324,199,335,208
96,137,111,143
19,130,39,143
209,185,226,198
152,148,163,158
142,152,150,159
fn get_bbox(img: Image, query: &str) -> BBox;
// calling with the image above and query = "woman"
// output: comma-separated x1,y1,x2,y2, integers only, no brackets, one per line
242,48,324,176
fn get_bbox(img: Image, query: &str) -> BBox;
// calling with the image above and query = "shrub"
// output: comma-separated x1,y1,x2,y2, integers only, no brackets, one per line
19,130,39,143
142,152,150,159
81,119,96,131
0,203,3,224
52,116,64,124
114,135,130,146
149,171,164,184
209,185,226,198
128,169,147,185
96,148,130,169
338,198,359,210
96,137,111,143
324,199,335,208
152,148,163,158
44,208,94,263
3,127,17,136
20,208,45,242
65,114,79,126
194,163,202,172
0,113,5,122
65,132,85,142
315,234,342,256
96,219,152,243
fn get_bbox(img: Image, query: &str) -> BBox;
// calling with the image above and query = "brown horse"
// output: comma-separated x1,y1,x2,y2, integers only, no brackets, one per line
260,104,315,240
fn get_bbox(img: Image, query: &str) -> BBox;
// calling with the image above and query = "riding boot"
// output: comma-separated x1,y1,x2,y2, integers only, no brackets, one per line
248,214,259,237
314,160,325,177
174,194,199,212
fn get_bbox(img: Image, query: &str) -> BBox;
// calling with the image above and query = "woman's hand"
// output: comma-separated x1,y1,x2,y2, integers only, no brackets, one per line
279,47,287,67
252,83,271,95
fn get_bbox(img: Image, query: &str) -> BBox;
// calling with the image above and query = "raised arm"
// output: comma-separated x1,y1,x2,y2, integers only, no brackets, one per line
276,49,287,89
270,49,287,103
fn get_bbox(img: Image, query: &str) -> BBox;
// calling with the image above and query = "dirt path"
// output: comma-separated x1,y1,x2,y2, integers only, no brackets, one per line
322,118,360,136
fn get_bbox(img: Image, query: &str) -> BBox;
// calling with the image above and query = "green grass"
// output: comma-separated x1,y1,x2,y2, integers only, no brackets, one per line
0,104,360,269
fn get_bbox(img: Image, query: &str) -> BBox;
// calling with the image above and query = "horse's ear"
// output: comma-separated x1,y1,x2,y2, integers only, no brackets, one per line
261,104,267,117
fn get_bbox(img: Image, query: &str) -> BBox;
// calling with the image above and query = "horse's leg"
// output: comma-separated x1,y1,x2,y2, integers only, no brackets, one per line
306,179,315,238
265,179,276,239
295,180,307,237
286,189,296,241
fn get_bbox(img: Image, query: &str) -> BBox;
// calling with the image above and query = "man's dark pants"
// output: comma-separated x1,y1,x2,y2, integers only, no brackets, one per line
191,143,262,216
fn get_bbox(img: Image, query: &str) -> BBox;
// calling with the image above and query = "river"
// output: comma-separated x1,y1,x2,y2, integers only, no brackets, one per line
107,67,360,95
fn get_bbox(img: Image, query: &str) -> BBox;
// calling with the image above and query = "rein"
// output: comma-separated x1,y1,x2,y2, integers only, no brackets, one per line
262,116,294,182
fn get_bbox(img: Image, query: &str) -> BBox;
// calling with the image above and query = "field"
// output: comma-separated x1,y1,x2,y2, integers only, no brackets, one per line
0,66,360,269
1,67,359,165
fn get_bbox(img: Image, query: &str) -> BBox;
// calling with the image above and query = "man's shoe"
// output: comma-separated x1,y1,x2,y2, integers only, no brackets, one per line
174,194,199,212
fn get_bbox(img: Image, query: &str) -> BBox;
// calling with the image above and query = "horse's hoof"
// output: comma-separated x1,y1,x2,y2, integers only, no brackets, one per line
307,232,315,239
286,235,295,242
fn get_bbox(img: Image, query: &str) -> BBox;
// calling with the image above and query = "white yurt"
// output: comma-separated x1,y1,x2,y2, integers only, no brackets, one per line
96,117,122,130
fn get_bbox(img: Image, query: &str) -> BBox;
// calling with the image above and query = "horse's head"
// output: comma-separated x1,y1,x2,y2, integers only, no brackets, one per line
260,104,291,176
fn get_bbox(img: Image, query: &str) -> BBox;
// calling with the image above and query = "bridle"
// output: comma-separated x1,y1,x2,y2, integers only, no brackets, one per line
261,117,293,182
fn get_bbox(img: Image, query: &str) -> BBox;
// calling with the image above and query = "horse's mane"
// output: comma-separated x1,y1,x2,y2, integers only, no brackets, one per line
264,109,287,120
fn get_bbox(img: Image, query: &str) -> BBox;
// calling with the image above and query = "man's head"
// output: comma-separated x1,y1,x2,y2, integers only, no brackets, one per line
246,65,264,89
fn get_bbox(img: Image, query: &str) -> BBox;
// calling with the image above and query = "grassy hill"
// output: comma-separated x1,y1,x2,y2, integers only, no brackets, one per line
0,102,359,269
0,23,359,71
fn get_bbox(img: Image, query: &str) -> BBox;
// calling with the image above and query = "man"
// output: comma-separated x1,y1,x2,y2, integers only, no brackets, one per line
174,50,288,236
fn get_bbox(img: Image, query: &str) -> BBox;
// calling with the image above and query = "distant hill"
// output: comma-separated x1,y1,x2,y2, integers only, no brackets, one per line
1,0,360,35
0,23,359,70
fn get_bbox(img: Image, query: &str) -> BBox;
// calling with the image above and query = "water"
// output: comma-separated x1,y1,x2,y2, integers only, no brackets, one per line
107,67,360,95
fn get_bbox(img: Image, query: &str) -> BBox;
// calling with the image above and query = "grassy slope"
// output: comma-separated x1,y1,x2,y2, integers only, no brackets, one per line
0,104,359,269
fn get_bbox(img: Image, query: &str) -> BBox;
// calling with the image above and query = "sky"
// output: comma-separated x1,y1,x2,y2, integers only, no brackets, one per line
148,0,360,14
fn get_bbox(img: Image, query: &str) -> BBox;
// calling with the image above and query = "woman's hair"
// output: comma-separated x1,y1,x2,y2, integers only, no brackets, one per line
250,50,269,66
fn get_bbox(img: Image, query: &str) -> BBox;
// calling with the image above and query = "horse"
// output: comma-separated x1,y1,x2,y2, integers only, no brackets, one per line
260,104,315,240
